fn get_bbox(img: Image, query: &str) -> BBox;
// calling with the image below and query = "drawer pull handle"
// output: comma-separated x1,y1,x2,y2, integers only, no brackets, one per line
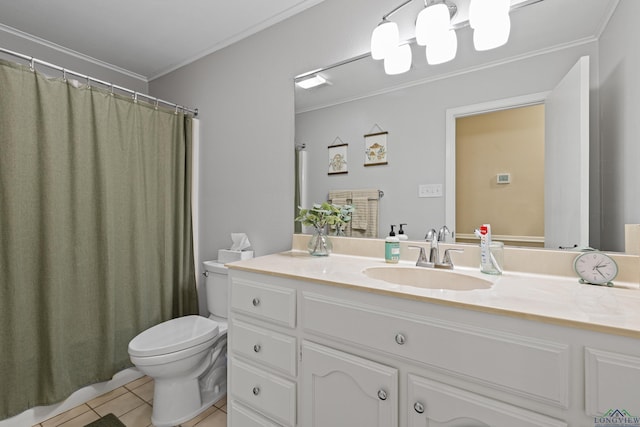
252,297,260,307
252,386,261,396
253,344,261,353
377,389,388,401
414,401,425,414
395,333,406,345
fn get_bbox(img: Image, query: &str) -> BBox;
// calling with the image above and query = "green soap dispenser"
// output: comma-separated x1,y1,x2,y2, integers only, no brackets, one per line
385,225,400,263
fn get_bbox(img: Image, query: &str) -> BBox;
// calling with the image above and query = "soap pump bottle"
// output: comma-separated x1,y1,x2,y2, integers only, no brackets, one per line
398,223,408,241
385,225,400,264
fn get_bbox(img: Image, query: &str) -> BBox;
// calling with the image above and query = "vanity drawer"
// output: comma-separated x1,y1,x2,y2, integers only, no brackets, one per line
230,357,296,426
408,374,567,427
302,292,569,408
231,320,297,376
231,277,296,328
230,400,284,427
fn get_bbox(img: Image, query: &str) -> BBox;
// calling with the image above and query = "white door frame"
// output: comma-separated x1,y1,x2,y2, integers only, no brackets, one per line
444,92,550,240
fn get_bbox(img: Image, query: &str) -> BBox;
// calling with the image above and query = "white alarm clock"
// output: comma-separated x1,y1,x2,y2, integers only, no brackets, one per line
573,251,618,287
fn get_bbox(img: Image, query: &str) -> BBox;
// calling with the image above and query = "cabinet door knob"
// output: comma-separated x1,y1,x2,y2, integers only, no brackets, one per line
253,344,261,353
377,389,388,401
252,297,260,307
252,386,261,396
395,333,406,345
414,401,425,414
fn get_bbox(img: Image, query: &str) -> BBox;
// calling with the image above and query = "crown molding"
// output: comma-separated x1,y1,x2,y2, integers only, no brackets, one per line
0,23,148,83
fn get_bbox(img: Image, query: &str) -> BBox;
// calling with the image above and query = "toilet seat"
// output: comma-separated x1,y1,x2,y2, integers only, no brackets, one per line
129,315,220,358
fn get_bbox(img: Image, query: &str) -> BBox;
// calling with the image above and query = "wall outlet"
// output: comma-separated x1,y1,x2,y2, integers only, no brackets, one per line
418,184,443,198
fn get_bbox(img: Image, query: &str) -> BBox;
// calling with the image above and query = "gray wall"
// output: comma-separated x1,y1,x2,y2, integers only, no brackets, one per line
148,0,387,262
599,0,640,251
297,42,599,242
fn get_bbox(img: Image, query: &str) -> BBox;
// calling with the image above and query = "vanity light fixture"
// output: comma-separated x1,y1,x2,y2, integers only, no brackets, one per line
384,43,412,75
416,2,458,65
370,0,514,74
295,74,329,89
470,0,511,50
371,19,400,60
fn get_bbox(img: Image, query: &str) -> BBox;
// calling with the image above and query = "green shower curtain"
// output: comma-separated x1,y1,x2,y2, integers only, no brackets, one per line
0,58,198,419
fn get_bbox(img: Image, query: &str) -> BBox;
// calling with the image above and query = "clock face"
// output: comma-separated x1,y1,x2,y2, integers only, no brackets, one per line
574,252,618,285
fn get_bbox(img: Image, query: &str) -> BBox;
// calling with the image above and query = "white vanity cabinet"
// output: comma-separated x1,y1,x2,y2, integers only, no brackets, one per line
227,267,640,427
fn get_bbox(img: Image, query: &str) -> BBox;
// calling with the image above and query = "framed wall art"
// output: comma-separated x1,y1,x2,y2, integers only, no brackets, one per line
364,131,388,166
328,140,348,175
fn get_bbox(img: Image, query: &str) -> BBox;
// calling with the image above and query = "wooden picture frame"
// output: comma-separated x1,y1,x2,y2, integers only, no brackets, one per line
328,143,348,175
364,131,388,166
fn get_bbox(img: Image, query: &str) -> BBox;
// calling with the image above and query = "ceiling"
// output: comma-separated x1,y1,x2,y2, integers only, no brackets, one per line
0,0,323,81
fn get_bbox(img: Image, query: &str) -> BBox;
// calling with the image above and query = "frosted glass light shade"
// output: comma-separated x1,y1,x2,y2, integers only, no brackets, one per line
426,29,457,65
473,14,511,50
415,3,450,46
371,20,399,60
384,43,412,75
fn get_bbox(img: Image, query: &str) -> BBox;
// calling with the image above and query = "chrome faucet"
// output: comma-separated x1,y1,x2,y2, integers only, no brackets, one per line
424,228,438,264
415,226,462,269
437,225,451,243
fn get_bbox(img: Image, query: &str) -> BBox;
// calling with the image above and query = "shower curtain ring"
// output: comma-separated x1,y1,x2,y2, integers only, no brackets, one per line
175,105,179,115
110,84,114,96
134,92,138,103
86,76,91,88
154,98,159,110
62,69,67,82
29,57,35,71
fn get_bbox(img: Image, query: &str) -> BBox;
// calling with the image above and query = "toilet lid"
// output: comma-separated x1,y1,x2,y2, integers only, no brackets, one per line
128,315,220,357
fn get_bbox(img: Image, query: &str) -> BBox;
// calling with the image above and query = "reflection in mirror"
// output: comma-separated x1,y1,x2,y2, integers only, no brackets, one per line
294,0,639,252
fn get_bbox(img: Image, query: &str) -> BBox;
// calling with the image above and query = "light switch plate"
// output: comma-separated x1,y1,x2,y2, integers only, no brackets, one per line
418,184,442,198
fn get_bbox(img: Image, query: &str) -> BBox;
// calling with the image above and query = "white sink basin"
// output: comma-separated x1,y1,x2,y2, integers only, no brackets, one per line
363,266,492,291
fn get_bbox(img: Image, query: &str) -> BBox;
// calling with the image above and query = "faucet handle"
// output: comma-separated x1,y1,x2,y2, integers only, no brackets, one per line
442,248,464,267
409,245,433,268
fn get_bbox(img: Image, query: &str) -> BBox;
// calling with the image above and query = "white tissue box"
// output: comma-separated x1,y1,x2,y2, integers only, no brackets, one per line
218,249,254,263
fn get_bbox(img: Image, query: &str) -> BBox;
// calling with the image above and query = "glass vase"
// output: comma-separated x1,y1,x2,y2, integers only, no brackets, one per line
307,227,333,256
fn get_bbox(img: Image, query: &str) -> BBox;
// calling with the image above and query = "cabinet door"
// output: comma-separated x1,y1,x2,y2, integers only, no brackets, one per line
408,375,567,427
301,341,398,427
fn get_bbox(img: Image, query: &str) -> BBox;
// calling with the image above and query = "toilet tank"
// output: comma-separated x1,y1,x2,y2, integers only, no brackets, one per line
203,260,228,318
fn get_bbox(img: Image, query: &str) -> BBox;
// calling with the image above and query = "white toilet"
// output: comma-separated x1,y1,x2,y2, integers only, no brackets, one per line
128,260,229,427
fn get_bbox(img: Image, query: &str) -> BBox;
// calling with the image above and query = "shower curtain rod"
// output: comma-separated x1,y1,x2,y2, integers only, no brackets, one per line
0,46,198,116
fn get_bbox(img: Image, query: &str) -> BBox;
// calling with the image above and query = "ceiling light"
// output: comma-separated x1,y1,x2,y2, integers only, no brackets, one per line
384,43,412,75
295,74,328,89
370,0,516,75
415,3,450,47
426,29,458,65
470,0,511,50
371,20,400,60
473,14,511,50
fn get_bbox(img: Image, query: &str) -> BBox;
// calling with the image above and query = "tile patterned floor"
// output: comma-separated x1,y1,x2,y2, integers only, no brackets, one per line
32,376,227,427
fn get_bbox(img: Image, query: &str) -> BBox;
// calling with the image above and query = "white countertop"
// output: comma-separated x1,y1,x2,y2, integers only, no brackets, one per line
227,250,640,338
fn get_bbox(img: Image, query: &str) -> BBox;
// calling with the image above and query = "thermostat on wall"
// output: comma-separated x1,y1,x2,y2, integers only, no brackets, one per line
497,173,511,184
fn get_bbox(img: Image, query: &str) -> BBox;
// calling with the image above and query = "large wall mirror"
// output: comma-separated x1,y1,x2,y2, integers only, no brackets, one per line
294,0,635,252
